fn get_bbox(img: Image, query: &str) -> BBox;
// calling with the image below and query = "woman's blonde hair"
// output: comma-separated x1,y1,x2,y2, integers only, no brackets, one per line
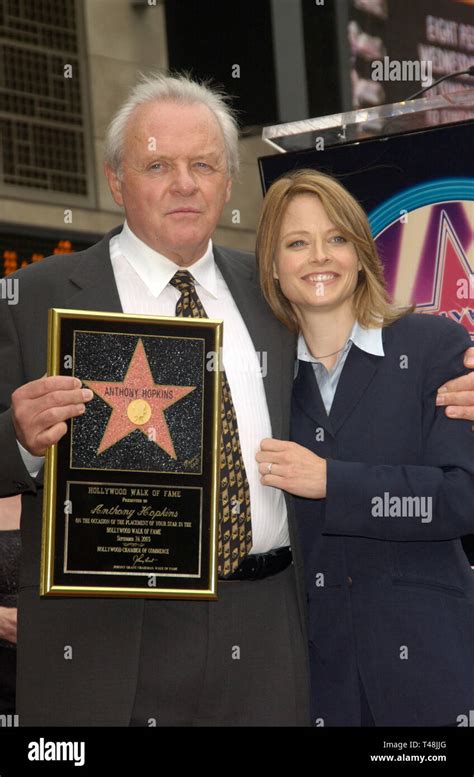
256,169,412,331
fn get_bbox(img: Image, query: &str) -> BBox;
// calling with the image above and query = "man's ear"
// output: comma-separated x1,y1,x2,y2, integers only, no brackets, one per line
104,162,124,207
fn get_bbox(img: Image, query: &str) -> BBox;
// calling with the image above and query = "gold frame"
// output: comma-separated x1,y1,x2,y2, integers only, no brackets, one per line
40,308,222,599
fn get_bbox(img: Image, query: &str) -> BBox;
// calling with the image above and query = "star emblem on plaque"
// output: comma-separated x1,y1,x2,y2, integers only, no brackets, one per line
82,338,196,458
70,328,206,474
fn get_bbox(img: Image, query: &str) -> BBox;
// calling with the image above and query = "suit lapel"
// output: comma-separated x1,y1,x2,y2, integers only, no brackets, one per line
63,229,123,313
213,245,296,441
292,360,334,437
329,344,383,434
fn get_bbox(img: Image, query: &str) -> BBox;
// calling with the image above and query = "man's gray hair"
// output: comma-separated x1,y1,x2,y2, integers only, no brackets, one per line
104,72,240,178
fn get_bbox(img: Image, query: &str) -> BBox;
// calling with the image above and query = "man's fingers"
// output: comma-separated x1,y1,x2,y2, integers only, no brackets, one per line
436,390,474,408
11,375,93,455
37,387,93,411
14,375,82,400
35,422,69,452
463,347,474,368
0,608,18,644
437,372,474,394
35,402,87,430
13,387,93,428
7,611,17,643
444,405,474,422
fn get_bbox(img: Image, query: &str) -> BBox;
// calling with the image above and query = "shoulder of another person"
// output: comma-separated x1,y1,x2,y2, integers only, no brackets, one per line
386,312,471,376
387,311,471,345
214,244,256,269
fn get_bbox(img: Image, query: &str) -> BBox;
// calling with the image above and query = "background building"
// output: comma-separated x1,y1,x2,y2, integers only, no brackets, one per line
0,0,283,273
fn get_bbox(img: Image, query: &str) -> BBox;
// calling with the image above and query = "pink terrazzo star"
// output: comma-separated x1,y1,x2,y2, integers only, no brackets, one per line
83,338,195,458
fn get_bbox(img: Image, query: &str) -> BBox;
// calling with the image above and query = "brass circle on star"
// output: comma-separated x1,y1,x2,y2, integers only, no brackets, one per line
127,399,152,425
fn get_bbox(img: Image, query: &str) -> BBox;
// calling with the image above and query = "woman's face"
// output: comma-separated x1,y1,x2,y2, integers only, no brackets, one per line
273,193,362,315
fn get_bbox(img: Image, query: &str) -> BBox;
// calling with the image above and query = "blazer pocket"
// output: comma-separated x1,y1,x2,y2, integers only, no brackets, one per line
391,576,466,598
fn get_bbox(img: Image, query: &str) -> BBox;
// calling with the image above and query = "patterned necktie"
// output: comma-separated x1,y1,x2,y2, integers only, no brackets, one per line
168,270,253,578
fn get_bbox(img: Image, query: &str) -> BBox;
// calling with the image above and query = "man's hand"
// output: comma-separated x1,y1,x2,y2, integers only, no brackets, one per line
436,347,474,425
11,375,94,456
0,606,17,644
256,438,327,499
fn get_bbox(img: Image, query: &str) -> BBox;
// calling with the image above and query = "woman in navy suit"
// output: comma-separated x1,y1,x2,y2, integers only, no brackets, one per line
255,169,474,726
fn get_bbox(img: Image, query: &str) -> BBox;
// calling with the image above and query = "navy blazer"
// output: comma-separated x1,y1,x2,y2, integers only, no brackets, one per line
291,313,474,727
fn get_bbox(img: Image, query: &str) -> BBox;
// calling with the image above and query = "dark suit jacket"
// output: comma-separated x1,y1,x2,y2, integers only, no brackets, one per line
0,228,309,725
292,313,474,726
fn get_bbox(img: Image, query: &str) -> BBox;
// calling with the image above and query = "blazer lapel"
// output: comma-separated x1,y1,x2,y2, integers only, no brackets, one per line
213,245,296,441
63,228,124,313
329,344,383,434
292,360,334,437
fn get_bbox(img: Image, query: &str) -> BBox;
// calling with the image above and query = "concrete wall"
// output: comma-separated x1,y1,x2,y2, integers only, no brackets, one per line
0,0,273,254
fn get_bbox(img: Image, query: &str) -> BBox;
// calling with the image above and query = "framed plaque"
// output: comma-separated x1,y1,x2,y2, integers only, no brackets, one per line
40,308,222,599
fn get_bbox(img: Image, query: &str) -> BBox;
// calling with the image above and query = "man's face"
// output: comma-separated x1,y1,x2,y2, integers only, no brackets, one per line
105,101,233,265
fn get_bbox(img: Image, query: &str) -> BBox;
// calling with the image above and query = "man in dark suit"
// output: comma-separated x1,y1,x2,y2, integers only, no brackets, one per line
0,73,308,726
0,73,473,727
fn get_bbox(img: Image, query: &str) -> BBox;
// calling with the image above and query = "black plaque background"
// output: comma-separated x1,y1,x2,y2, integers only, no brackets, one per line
48,313,220,595
65,481,203,578
72,331,204,473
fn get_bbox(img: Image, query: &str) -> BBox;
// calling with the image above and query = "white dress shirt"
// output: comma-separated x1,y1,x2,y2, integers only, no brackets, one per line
19,222,290,553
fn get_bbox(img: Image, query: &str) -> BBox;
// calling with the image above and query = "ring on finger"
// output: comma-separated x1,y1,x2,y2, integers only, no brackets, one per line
267,462,272,474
